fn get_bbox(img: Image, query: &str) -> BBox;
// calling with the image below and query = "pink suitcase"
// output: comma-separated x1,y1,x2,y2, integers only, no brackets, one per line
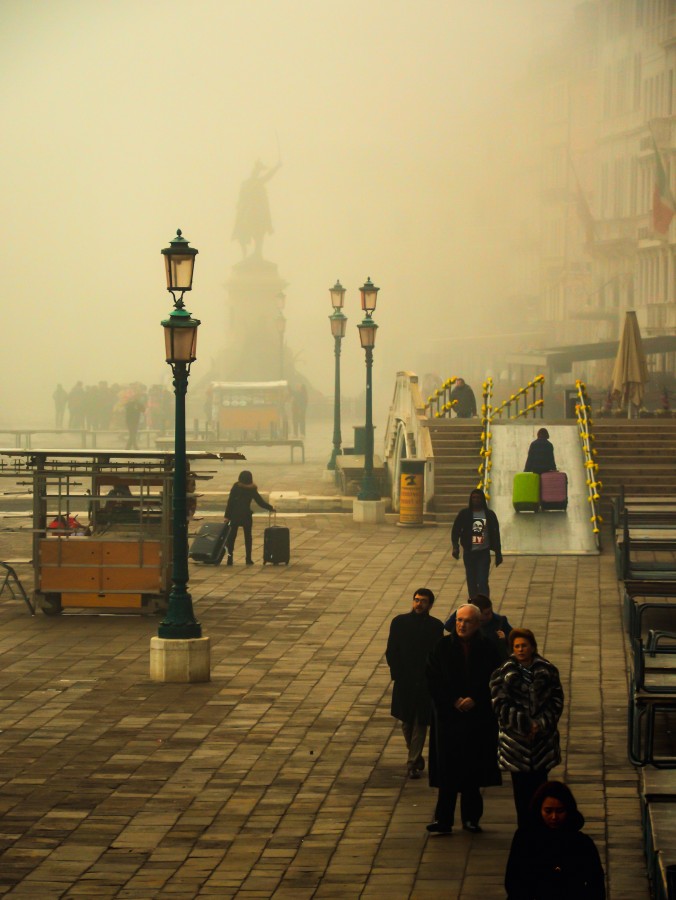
540,471,568,511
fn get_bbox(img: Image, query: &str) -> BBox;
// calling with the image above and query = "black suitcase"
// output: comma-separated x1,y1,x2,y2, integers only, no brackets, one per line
189,522,230,565
263,514,290,565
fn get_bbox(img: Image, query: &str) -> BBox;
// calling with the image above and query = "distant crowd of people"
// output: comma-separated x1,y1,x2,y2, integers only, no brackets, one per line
52,382,173,435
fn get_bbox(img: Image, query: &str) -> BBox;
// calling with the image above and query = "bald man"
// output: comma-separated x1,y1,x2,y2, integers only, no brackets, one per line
425,604,502,835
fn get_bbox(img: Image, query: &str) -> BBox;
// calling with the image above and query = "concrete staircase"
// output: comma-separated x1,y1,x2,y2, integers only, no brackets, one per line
427,421,483,523
593,419,676,511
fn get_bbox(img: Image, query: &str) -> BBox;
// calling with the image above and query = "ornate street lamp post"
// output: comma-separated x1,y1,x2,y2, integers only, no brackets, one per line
158,229,201,640
357,277,380,501
327,279,347,471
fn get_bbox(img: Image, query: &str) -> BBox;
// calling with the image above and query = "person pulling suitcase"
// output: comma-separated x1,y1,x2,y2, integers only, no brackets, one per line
224,470,274,566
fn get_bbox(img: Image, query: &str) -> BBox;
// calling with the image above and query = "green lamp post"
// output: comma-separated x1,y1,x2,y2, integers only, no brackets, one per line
357,277,380,501
327,279,347,471
158,229,201,640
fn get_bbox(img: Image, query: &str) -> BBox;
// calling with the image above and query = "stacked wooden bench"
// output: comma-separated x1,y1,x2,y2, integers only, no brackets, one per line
619,489,676,898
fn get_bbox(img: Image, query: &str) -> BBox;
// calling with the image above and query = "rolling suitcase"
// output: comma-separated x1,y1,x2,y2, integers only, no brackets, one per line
513,472,540,513
263,513,290,565
540,471,568,511
189,521,230,565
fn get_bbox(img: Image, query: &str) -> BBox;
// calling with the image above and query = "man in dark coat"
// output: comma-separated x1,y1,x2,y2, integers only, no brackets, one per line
451,377,477,418
386,588,444,779
426,603,502,835
451,488,503,598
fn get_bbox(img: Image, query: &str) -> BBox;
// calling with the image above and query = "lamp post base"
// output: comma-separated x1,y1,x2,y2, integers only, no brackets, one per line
353,498,388,523
150,636,211,683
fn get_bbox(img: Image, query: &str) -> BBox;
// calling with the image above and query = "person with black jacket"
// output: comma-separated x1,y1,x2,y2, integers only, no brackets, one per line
451,489,503,598
386,588,444,779
224,470,274,566
504,780,605,899
524,428,557,475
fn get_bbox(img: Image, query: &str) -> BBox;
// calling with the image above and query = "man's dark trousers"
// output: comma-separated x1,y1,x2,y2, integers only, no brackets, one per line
463,549,491,598
435,784,483,827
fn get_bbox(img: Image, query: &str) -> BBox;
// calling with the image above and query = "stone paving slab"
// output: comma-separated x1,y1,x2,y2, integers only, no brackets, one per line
0,508,649,899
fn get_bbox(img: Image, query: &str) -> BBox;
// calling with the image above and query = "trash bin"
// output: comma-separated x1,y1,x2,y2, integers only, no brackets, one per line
399,459,425,526
564,388,579,419
353,425,375,455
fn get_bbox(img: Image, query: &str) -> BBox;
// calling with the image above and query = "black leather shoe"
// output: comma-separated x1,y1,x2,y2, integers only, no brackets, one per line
226,556,233,567
426,822,453,834
415,756,425,772
407,766,421,780
462,821,482,833
245,559,254,565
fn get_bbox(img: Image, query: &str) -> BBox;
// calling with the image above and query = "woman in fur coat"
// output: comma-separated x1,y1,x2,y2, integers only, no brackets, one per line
490,628,564,826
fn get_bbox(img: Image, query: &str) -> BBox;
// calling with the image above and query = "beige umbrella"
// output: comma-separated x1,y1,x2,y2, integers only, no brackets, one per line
611,310,649,418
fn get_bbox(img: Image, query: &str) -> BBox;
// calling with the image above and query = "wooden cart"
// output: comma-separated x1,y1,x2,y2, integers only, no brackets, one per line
0,449,241,615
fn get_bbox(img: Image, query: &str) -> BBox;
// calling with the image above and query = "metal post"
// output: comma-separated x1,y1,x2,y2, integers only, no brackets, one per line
327,334,343,470
158,361,201,639
358,346,380,500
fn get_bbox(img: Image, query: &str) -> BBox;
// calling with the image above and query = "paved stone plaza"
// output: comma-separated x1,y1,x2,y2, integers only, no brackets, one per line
0,434,650,898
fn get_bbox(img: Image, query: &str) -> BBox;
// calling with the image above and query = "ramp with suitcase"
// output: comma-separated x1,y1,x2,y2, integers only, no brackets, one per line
491,424,598,555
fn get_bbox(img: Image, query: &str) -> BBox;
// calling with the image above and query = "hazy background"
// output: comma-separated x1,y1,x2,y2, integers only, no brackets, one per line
1,0,576,426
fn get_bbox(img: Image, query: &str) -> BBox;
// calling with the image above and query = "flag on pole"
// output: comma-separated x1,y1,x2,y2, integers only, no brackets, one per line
652,138,675,235
568,152,596,245
575,184,596,245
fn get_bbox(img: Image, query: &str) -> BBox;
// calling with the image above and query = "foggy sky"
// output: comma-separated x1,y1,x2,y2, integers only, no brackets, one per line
0,0,575,425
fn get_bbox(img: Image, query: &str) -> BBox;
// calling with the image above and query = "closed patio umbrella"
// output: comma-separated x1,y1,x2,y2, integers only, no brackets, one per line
611,310,649,418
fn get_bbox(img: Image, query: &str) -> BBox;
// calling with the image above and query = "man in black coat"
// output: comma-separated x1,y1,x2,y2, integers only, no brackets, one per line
386,588,444,779
426,603,502,835
451,488,503,599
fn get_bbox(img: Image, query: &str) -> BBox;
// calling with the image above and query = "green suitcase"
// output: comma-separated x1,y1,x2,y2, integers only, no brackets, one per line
513,472,540,513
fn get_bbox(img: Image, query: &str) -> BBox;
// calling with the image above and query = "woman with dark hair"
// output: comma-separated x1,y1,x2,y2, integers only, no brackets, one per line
224,470,274,565
504,780,606,899
490,628,564,826
524,428,556,474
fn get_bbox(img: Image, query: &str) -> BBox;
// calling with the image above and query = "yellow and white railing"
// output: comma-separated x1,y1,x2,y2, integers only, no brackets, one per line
575,379,602,551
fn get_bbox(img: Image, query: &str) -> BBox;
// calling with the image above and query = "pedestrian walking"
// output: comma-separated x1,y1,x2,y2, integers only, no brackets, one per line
451,377,477,418
125,394,145,450
385,588,444,779
504,780,606,899
451,489,503,598
425,603,502,835
53,384,67,428
224,470,274,565
524,428,557,474
490,628,564,827
444,594,513,661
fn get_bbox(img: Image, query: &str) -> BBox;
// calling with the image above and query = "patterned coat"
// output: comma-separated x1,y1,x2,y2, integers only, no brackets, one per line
490,655,564,774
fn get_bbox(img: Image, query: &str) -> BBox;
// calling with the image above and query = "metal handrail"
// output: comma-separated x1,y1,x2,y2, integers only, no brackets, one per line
477,377,494,500
575,379,602,551
493,375,545,420
424,377,458,418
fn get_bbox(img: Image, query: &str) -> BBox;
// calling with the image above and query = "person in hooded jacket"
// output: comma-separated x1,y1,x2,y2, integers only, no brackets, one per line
451,489,503,598
504,780,605,899
524,428,557,475
224,470,274,565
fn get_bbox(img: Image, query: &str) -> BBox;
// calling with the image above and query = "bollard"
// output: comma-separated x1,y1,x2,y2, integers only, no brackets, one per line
399,459,425,526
